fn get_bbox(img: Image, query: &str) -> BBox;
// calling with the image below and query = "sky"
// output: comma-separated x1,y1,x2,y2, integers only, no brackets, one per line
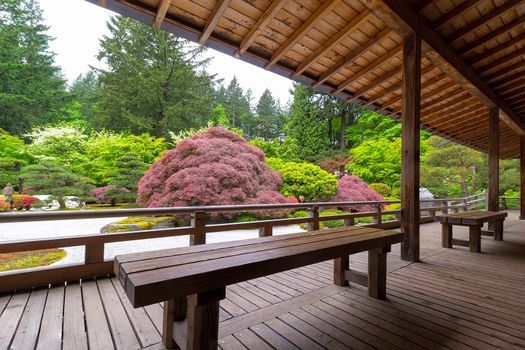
39,0,294,103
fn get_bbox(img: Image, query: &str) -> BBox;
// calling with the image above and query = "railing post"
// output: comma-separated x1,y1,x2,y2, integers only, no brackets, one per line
501,197,507,210
258,225,273,237
372,203,382,224
190,211,206,245
462,198,468,212
442,200,448,214
428,200,436,218
343,217,354,226
307,205,320,231
484,192,489,211
85,243,104,264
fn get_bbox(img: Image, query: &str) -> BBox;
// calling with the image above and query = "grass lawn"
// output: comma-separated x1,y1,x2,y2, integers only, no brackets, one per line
0,249,66,272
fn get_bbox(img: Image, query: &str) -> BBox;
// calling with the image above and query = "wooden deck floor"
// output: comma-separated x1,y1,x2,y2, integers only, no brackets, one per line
1,211,525,350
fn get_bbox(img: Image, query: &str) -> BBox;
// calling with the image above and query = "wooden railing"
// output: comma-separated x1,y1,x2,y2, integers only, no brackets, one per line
0,196,485,292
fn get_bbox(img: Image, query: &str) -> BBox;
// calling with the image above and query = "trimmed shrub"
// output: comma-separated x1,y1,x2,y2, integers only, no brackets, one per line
267,158,338,202
0,200,10,212
369,183,392,197
137,127,290,218
332,175,383,212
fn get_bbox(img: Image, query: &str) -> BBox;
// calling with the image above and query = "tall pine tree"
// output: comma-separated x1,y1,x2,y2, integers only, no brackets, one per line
254,89,283,141
94,16,216,137
0,0,69,134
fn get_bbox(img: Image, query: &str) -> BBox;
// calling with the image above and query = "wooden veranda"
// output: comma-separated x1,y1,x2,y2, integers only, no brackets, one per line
86,0,525,262
1,213,525,349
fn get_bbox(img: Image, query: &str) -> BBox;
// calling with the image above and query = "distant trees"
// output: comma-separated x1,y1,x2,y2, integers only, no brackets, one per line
0,0,69,134
106,153,149,203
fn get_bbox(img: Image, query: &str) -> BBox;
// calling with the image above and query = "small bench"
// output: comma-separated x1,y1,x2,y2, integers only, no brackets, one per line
115,226,403,349
435,210,507,253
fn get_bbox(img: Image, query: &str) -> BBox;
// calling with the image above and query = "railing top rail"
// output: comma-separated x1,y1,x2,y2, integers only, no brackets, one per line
0,200,402,223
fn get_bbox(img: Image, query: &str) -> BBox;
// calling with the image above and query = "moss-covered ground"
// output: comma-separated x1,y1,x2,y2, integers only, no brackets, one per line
0,249,67,272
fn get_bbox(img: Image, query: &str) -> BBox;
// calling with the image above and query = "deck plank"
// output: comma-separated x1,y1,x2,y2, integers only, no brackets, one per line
63,283,88,350
9,289,47,350
0,292,29,349
83,279,115,350
36,286,65,350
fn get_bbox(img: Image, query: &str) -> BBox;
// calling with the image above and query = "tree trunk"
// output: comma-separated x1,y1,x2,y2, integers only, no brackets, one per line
327,117,333,147
460,174,469,197
470,165,477,195
340,110,346,150
58,197,66,210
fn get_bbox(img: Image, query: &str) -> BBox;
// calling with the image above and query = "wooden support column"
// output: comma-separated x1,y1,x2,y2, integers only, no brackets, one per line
488,107,499,214
520,136,525,219
400,33,421,262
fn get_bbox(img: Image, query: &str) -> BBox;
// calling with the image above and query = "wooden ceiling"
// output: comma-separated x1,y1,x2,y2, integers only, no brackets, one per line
87,0,525,158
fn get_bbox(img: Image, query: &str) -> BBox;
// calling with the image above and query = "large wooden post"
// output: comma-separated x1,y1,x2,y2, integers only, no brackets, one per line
521,136,525,219
400,33,421,262
488,107,499,214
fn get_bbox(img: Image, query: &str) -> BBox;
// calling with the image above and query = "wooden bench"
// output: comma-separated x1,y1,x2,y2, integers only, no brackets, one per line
435,210,507,253
114,226,403,350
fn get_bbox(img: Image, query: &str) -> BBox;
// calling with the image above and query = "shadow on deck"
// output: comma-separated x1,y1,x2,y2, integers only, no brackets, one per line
1,211,524,349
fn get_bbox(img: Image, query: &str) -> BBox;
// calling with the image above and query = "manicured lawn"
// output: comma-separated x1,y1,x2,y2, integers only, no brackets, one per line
0,249,66,272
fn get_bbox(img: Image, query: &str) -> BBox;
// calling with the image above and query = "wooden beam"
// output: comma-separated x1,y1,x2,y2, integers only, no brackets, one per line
198,0,232,45
361,0,525,135
235,0,287,58
493,71,525,89
266,0,339,69
432,0,480,28
488,107,500,213
291,10,371,78
468,32,525,66
312,28,390,88
348,66,400,102
484,59,525,83
514,135,525,189
414,0,435,12
446,0,524,42
400,33,421,262
333,46,402,95
153,0,171,29
477,46,525,73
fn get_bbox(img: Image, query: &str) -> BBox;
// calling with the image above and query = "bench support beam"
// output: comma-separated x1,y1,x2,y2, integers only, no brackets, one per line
368,246,390,299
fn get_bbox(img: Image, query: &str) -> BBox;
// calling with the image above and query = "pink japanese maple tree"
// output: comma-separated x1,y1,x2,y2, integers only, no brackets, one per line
332,175,383,212
137,127,289,216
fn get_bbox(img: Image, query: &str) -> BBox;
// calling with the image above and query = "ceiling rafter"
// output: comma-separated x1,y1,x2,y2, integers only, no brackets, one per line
484,59,525,82
333,46,402,95
311,28,390,88
478,46,525,73
360,0,525,134
458,15,525,55
291,10,371,78
347,66,400,102
198,0,232,45
432,0,480,27
235,0,288,58
265,0,339,69
153,0,171,28
423,96,479,120
446,0,524,42
467,32,525,66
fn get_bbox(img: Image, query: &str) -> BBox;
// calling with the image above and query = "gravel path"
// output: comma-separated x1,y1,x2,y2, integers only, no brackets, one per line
0,217,305,265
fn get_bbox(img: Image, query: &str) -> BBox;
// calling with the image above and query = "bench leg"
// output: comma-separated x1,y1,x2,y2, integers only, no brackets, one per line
162,297,187,349
494,220,504,241
185,287,226,350
442,223,452,248
334,255,349,286
368,246,390,300
469,225,482,253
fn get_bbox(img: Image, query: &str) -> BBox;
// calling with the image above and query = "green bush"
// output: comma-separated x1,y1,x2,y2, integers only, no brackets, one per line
267,158,337,201
232,213,258,223
369,183,391,197
320,209,350,229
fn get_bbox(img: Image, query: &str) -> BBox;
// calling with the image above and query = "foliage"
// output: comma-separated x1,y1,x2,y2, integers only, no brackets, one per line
209,103,230,128
137,127,289,217
0,249,67,272
0,129,32,189
10,194,39,209
286,84,330,160
267,157,338,201
252,89,284,141
83,131,168,185
332,175,383,212
0,0,69,134
421,136,486,198
90,185,130,205
369,183,392,197
25,123,88,170
106,153,149,203
69,70,100,125
248,137,300,162
19,161,93,209
347,137,402,188
232,213,258,223
499,159,520,194
345,109,400,147
93,16,215,137
318,154,350,174
0,200,10,212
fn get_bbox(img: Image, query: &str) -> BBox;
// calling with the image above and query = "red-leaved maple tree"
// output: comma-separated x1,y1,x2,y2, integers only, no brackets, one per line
332,175,383,212
137,127,289,215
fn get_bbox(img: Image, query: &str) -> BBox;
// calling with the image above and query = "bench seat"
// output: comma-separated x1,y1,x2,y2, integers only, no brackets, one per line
115,226,403,349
